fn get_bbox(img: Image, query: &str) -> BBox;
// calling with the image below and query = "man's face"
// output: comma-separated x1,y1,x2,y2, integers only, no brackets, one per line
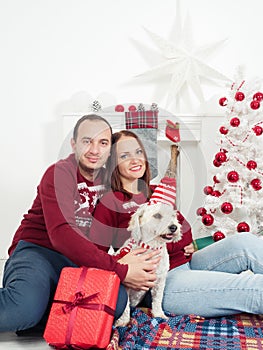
71,119,111,175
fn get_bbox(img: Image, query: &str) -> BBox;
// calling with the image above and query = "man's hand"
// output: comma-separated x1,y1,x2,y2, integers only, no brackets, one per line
184,242,195,257
118,248,161,291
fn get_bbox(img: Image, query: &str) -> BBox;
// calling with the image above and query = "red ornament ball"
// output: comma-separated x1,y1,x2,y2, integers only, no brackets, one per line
250,178,262,191
250,100,260,110
219,97,228,106
219,126,228,135
230,117,240,127
227,171,239,182
213,175,220,183
253,125,263,136
196,207,207,216
215,152,227,163
202,214,214,226
128,105,137,112
213,231,225,242
203,186,213,195
213,159,222,167
253,92,263,102
237,222,250,232
212,190,221,197
246,160,257,170
221,202,233,214
115,104,125,112
235,91,245,101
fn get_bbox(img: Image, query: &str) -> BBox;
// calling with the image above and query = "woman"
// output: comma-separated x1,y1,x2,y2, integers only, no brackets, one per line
89,130,263,317
89,130,193,258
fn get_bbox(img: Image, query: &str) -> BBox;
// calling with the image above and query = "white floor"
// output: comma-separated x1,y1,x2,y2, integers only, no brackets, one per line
0,260,50,349
0,333,50,350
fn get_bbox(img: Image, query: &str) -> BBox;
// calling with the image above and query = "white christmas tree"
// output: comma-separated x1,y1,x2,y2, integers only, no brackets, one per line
197,71,263,241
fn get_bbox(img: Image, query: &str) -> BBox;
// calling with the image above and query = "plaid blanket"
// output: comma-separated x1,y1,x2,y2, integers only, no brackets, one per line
107,308,263,350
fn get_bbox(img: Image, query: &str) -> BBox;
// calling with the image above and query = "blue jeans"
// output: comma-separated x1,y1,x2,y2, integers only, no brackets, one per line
0,240,127,332
163,233,263,317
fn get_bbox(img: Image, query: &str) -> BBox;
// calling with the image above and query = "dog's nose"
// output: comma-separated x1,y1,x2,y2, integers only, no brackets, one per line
169,224,177,233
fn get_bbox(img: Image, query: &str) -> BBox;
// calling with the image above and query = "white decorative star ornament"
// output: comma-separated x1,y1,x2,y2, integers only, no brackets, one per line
133,0,231,111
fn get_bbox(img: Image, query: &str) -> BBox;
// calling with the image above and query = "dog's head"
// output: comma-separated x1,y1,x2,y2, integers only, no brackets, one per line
128,202,182,245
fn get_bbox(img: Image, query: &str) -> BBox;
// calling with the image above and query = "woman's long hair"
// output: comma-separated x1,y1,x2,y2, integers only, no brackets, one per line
105,130,152,200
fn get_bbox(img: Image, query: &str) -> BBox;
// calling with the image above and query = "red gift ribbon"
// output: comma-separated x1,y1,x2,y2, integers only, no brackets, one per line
61,291,99,314
53,268,115,348
54,291,115,316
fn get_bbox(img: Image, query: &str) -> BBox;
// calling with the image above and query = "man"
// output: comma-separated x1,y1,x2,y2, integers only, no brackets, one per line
0,114,160,334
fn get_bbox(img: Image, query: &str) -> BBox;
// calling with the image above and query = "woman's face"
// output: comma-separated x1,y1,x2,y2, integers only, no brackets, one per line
116,135,146,182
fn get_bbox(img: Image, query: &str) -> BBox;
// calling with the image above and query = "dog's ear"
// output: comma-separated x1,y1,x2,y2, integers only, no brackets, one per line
127,204,147,241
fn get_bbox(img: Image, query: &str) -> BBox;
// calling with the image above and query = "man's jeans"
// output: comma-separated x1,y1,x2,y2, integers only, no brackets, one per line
0,240,127,332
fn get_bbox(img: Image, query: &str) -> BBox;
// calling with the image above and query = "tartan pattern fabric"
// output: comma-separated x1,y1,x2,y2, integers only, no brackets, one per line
125,111,158,129
107,308,263,350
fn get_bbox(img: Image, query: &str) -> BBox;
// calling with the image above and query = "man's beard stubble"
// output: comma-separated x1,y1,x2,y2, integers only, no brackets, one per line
78,159,98,179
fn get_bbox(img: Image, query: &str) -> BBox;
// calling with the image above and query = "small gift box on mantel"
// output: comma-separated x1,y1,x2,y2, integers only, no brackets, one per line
43,267,120,349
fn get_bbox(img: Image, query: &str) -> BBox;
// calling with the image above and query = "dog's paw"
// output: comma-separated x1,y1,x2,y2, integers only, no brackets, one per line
152,311,169,320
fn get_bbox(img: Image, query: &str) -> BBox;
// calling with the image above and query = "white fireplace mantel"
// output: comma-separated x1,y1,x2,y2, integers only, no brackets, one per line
62,113,202,142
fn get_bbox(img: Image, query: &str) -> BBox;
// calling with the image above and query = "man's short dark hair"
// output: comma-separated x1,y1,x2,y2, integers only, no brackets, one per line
73,114,112,141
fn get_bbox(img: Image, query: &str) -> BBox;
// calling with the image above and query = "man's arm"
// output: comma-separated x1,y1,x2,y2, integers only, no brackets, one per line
118,248,161,290
40,163,128,280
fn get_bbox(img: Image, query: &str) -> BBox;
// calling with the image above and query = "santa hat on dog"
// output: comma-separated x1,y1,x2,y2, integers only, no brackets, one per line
149,177,177,208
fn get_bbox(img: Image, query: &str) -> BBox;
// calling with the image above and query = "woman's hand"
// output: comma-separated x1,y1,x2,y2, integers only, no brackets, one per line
184,242,195,257
118,248,161,291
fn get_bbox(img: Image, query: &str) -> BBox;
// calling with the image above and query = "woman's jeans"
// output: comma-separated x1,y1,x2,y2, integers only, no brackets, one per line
163,233,263,317
0,241,127,332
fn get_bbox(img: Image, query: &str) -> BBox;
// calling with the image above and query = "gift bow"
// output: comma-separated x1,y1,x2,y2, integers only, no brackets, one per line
62,291,99,314
54,291,115,316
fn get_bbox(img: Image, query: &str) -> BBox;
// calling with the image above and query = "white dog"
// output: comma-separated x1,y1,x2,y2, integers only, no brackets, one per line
115,202,182,327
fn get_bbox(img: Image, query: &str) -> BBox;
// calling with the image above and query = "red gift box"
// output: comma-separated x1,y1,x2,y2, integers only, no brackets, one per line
43,267,120,349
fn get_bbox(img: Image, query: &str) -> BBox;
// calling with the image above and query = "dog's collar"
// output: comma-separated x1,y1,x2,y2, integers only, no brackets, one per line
115,238,163,259
139,240,163,251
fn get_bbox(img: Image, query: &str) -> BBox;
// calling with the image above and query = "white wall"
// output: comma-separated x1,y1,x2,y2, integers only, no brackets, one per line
1,0,263,258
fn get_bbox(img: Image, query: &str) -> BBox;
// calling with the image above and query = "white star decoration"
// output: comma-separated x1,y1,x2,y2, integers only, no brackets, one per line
133,0,231,111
